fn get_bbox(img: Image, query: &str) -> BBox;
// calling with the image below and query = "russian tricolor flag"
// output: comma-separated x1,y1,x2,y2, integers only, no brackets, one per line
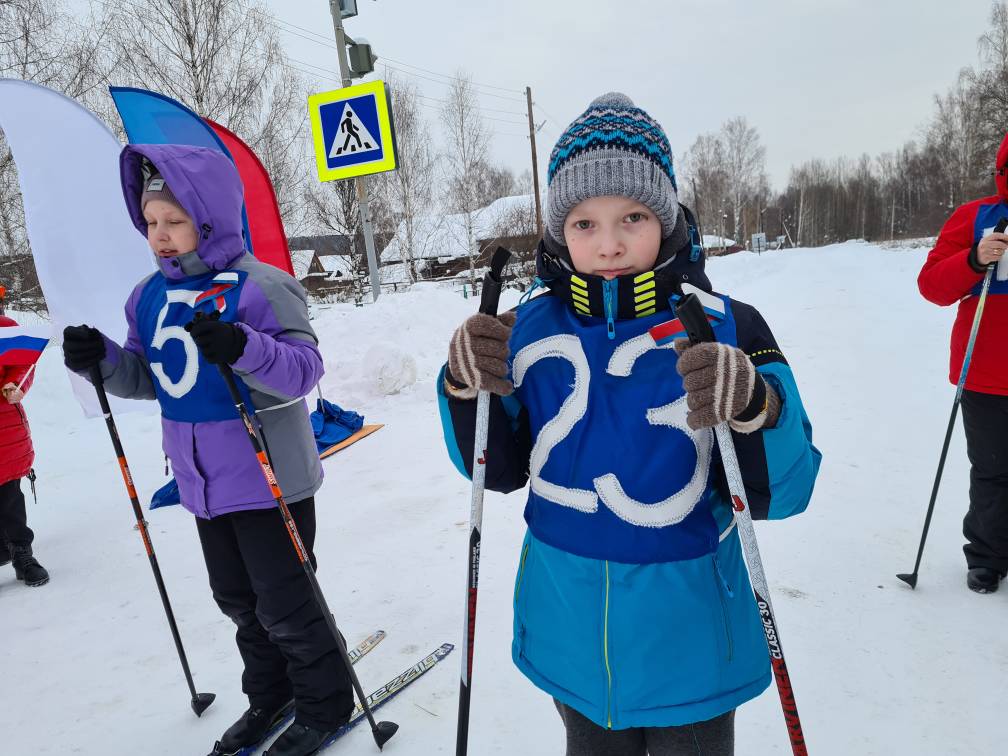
0,326,51,368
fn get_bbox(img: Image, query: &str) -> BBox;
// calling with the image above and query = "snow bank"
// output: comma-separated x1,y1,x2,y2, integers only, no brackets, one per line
4,241,1003,755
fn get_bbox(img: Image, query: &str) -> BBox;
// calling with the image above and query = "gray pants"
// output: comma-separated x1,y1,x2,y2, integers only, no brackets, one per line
555,701,734,756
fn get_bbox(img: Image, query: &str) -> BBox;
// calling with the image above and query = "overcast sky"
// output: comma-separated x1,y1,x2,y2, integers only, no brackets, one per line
261,0,994,191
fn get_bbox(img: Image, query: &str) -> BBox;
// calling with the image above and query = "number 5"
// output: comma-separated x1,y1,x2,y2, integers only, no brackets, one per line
150,289,201,399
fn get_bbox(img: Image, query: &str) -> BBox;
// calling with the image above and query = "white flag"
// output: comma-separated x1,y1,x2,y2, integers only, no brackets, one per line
0,79,156,417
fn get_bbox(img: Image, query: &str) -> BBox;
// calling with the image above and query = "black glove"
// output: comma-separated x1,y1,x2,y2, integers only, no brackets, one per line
185,311,248,365
63,325,106,372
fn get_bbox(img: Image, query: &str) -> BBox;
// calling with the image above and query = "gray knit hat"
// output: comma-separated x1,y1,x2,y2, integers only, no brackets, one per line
141,172,184,211
545,92,681,245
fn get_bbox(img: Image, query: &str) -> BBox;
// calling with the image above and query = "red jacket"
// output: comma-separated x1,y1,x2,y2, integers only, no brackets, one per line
919,133,1008,395
0,315,35,485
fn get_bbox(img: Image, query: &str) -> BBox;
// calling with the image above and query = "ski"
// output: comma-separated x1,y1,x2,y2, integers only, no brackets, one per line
218,630,386,756
346,629,387,665
317,643,455,751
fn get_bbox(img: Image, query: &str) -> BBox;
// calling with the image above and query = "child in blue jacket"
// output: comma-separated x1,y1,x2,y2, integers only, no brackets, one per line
437,93,821,755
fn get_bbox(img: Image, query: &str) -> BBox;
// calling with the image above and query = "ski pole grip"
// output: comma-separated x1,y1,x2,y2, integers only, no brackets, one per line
676,293,717,346
478,247,512,316
996,218,1008,233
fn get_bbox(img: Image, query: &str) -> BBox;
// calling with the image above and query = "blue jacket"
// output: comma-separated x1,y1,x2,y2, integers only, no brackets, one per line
438,284,820,729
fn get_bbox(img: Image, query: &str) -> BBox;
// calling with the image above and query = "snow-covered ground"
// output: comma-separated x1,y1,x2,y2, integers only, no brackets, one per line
2,241,1003,755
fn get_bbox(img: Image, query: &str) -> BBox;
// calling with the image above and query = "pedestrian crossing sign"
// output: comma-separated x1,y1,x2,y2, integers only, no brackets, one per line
309,79,398,182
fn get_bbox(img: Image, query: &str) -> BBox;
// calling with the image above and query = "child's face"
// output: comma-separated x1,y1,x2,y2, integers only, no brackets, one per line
563,196,662,279
143,199,198,259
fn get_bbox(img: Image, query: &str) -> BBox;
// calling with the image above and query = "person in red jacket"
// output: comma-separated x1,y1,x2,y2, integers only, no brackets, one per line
0,288,49,587
918,132,1008,594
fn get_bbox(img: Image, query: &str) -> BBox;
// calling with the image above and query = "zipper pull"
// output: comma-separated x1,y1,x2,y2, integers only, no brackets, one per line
520,276,544,305
604,279,616,340
713,556,734,597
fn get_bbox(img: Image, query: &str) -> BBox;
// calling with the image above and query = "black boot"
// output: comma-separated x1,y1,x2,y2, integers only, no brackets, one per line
967,567,1004,594
10,543,48,587
263,722,338,756
208,698,295,756
0,541,10,568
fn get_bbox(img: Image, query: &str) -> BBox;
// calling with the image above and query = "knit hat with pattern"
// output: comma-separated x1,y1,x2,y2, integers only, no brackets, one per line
545,92,682,244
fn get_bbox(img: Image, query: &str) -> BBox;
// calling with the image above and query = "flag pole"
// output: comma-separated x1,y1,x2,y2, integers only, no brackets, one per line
12,362,37,394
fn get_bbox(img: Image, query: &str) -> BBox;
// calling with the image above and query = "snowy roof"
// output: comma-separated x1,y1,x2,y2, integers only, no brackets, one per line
702,234,737,248
380,194,535,264
318,255,353,276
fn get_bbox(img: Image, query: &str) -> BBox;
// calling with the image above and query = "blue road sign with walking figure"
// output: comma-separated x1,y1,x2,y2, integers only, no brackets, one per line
309,80,397,181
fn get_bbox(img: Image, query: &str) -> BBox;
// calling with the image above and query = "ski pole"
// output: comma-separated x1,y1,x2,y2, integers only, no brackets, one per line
676,294,808,756
198,337,397,751
88,366,215,718
897,216,1008,589
456,247,512,756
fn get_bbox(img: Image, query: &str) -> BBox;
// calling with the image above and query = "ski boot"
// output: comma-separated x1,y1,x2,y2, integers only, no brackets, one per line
207,698,295,756
263,721,338,756
10,543,48,587
967,567,1003,594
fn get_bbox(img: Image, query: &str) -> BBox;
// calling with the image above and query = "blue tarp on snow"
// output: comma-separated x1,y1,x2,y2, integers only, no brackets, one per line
311,398,364,454
150,477,180,510
149,399,366,509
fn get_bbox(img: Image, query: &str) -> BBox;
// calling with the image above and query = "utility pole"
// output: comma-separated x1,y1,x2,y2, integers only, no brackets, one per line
525,87,543,238
327,1,381,302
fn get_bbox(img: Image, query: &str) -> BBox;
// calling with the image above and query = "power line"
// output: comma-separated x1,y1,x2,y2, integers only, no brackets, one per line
260,9,526,102
379,54,524,96
287,57,526,125
533,102,565,131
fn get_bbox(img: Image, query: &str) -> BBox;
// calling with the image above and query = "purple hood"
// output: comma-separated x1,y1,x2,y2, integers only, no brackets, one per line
120,144,245,280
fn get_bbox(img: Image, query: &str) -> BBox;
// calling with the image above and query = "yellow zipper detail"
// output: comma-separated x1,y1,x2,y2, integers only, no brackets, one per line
604,560,613,728
514,542,530,603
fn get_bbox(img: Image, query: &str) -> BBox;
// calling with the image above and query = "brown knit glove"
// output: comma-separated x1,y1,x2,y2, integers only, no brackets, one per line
445,311,517,399
673,339,781,433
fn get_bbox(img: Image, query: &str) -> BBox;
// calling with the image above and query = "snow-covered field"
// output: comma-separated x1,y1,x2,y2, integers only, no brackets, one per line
2,241,1003,755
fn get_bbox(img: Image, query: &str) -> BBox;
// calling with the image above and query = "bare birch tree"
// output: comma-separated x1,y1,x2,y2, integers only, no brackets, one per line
100,0,307,229
721,116,766,245
928,68,984,209
681,132,729,244
0,0,114,311
440,71,490,286
375,72,437,284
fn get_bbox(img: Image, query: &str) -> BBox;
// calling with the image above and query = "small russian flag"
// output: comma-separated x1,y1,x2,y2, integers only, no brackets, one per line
194,272,240,314
0,325,51,368
650,285,726,346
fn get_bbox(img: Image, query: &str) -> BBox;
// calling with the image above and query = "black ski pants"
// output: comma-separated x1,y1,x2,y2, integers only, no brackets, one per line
196,497,354,731
0,478,33,547
961,390,1008,574
555,701,734,756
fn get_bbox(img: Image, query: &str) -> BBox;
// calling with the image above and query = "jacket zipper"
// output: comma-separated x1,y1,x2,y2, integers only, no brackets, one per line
514,542,530,603
602,279,617,340
713,556,734,662
604,560,614,728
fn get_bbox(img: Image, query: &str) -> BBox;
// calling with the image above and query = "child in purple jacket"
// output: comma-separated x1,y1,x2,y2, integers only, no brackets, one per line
62,144,352,756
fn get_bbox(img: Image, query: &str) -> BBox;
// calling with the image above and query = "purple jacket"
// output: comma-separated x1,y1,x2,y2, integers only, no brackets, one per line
83,144,323,518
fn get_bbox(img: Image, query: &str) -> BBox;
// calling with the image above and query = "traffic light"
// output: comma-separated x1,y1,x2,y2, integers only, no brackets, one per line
348,39,377,78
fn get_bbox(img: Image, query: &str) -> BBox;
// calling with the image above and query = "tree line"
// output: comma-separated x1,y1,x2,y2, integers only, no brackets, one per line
3,0,1007,310
681,2,1008,250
